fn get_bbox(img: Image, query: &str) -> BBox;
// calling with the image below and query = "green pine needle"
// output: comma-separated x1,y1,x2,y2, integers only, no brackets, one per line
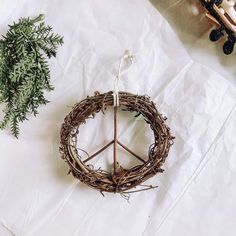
0,14,63,138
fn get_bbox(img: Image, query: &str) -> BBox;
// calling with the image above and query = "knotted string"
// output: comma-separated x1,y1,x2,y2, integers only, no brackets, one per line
113,50,135,107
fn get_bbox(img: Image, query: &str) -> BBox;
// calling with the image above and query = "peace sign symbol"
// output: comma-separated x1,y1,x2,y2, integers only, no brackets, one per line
60,91,174,194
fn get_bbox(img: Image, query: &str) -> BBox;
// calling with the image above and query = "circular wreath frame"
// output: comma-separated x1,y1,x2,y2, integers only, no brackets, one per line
60,91,174,194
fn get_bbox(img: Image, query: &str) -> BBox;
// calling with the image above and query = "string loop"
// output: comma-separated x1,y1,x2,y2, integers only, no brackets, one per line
113,50,135,107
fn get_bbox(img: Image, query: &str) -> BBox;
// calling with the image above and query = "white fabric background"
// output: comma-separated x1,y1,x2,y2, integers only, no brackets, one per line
0,0,235,236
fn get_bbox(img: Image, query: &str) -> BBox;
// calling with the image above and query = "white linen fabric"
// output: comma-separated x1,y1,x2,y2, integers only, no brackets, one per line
0,0,235,236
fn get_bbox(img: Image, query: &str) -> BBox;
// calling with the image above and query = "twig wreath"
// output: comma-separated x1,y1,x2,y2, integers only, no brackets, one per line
60,52,174,195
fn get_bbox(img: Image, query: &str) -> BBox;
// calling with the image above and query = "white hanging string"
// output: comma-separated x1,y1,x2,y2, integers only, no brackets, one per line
113,50,135,107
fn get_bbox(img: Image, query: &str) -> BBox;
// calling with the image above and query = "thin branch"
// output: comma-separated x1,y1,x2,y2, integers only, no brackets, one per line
123,185,158,194
117,141,146,163
113,106,118,173
84,140,114,163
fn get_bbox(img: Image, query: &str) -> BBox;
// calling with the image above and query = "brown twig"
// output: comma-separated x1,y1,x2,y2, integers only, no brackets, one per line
113,106,118,174
84,140,114,163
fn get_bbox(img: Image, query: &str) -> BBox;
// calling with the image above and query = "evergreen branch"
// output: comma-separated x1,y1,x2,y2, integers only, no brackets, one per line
0,14,63,137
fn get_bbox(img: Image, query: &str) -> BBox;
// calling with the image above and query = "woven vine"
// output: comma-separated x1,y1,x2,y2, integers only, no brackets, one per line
60,91,174,194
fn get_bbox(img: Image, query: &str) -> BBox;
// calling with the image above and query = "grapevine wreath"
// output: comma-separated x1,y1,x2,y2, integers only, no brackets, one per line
60,53,174,194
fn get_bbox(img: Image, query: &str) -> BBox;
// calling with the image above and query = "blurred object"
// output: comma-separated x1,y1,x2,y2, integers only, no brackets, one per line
220,0,236,22
199,0,236,55
150,0,210,40
190,4,200,15
150,0,236,84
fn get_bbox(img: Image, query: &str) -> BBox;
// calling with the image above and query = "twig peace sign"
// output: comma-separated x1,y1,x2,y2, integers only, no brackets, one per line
59,52,174,194
60,91,174,194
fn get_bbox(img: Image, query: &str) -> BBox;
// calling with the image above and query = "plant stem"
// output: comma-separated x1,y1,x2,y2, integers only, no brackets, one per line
31,14,45,24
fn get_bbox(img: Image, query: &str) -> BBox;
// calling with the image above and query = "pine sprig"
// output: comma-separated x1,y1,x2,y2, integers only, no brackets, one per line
0,14,63,137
